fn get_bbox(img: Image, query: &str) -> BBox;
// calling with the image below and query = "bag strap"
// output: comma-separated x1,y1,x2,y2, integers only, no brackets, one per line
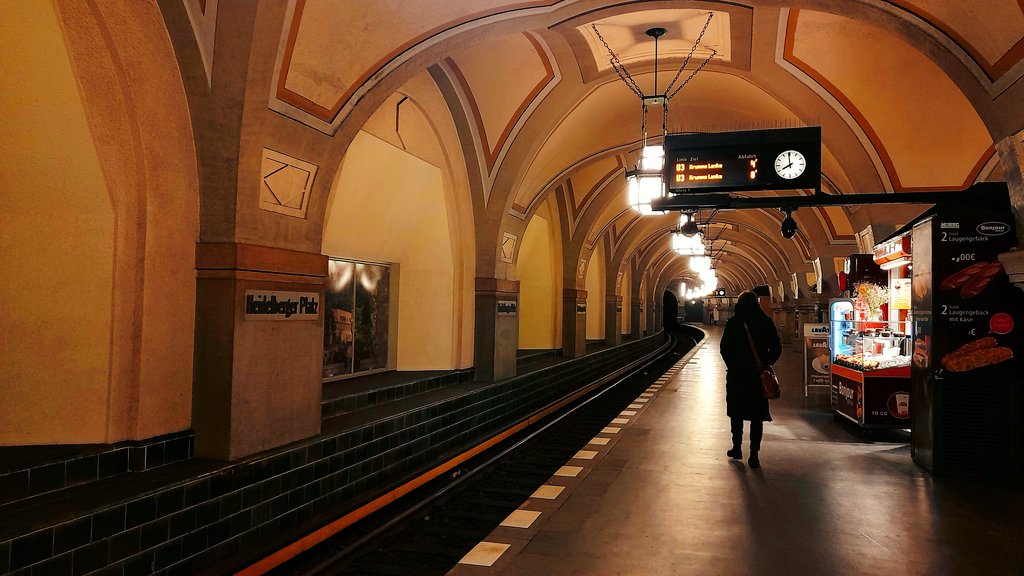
742,321,764,371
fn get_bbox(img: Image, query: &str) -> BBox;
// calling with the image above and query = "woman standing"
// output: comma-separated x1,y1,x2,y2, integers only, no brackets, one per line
720,291,782,468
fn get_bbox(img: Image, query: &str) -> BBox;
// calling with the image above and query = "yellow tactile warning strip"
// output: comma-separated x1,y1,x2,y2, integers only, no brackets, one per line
459,542,511,566
554,465,583,477
449,338,706,575
500,510,542,528
530,485,564,499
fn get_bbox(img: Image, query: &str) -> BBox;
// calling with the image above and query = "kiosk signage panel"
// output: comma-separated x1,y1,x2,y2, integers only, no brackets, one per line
911,208,1022,476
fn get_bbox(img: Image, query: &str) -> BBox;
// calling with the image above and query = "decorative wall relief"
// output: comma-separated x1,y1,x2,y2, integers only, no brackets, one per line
577,259,587,279
501,233,517,263
260,148,317,219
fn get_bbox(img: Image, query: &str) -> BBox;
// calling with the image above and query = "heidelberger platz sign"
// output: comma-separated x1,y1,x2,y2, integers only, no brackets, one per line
244,290,320,321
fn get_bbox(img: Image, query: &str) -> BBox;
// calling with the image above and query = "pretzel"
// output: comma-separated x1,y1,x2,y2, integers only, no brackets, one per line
940,262,988,291
945,336,997,357
960,262,1004,299
941,346,1013,372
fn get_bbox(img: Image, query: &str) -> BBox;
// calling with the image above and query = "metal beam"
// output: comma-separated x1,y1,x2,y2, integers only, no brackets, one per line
651,182,1010,212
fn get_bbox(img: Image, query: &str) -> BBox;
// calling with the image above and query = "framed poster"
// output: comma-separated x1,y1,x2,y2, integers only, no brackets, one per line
323,258,392,380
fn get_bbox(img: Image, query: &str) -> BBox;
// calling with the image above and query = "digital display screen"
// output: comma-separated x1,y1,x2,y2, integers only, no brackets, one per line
670,153,761,189
664,127,821,193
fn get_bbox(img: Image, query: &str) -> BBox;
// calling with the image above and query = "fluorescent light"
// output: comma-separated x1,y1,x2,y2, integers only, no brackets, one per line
879,257,910,270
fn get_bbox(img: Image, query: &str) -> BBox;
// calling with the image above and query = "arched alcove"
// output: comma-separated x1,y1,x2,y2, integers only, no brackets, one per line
324,131,457,370
518,202,562,349
0,2,114,443
1,0,199,444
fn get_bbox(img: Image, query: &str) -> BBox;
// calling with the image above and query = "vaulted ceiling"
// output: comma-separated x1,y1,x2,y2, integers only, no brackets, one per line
184,0,1024,294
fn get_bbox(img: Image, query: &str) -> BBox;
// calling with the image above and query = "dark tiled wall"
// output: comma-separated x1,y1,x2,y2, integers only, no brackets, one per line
0,337,661,576
320,369,474,420
0,433,193,508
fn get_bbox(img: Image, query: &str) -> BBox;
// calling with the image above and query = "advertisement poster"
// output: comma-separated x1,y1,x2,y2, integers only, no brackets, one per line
803,323,830,392
862,378,911,426
354,262,390,373
323,259,391,379
891,278,911,310
912,208,1021,474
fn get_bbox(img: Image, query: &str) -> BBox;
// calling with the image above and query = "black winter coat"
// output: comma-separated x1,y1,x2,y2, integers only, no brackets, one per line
720,312,782,421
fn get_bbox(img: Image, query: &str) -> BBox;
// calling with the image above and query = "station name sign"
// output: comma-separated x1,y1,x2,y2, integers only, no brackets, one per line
244,290,319,321
497,300,518,316
664,127,821,194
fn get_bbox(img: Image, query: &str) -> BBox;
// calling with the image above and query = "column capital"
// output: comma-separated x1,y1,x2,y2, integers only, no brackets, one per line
475,277,520,295
562,288,587,299
196,242,327,280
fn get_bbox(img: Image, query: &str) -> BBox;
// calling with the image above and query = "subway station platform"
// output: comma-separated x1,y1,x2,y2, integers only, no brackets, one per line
449,326,1024,576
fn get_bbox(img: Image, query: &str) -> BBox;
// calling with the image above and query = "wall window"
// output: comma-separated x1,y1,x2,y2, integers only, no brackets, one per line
323,258,391,380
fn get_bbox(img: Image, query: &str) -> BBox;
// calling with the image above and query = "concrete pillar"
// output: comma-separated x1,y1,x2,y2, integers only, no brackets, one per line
562,289,588,358
193,243,326,461
995,132,1024,292
995,131,1024,246
474,278,520,382
604,295,622,346
631,297,642,339
646,299,657,335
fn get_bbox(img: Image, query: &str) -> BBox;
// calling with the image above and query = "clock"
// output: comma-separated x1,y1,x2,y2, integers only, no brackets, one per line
774,150,806,180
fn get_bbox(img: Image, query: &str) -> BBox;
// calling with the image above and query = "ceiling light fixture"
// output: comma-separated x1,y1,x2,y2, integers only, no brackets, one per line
680,212,700,237
672,214,706,256
592,15,717,215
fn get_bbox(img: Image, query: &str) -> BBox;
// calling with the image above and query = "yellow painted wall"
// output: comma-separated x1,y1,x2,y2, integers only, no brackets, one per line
517,211,559,349
325,131,455,370
621,267,631,335
0,2,114,444
585,244,605,340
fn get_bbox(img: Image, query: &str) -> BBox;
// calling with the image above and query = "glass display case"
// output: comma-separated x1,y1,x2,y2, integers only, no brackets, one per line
828,266,913,430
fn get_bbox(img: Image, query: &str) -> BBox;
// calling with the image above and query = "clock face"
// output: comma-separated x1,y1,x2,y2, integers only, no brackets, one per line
774,150,806,180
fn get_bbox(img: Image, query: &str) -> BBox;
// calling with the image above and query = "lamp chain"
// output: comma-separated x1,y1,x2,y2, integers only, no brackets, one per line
667,48,717,101
663,12,716,98
591,24,645,98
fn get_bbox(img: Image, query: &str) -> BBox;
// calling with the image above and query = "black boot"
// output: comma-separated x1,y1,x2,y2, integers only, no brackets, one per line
727,436,742,460
748,450,760,469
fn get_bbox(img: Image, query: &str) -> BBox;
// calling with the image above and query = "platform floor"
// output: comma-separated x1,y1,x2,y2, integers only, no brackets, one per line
448,325,1024,576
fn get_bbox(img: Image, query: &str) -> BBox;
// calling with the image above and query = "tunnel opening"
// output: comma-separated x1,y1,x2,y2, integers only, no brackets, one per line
663,290,679,328
683,297,704,324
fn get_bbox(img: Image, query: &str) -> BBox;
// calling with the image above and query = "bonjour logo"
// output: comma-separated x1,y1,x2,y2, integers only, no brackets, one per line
977,222,1010,236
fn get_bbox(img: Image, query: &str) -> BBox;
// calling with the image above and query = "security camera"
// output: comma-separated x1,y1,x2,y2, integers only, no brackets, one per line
780,208,798,239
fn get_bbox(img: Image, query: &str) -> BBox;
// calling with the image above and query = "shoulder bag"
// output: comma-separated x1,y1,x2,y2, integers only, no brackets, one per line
743,322,781,400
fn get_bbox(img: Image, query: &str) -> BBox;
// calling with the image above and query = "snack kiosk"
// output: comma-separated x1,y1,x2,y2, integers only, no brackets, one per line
829,251,913,431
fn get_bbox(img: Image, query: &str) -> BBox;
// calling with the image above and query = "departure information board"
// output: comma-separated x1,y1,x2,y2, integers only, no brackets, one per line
664,127,821,193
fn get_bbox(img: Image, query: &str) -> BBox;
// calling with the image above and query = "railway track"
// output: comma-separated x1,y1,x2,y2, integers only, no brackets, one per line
270,326,700,576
